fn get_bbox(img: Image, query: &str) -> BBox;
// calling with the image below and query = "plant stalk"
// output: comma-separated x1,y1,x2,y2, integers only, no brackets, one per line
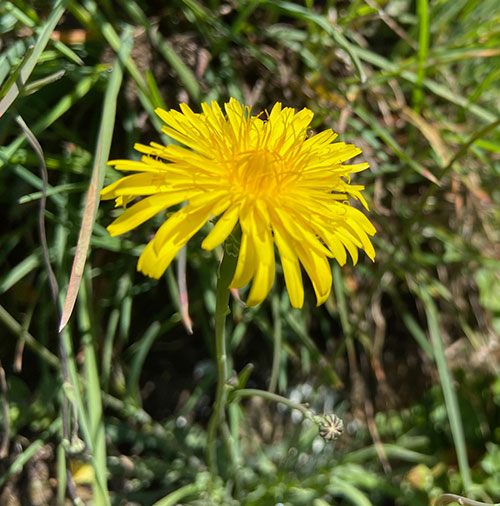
206,247,238,476
230,388,315,422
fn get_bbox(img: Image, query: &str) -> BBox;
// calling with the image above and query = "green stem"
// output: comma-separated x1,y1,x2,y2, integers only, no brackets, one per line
413,0,429,114
435,494,499,506
206,248,238,476
230,388,315,422
152,483,202,506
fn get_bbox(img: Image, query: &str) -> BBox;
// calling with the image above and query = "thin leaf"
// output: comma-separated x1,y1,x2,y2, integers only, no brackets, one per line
0,304,59,370
402,106,451,166
418,286,472,490
328,477,373,506
413,0,429,113
354,105,440,185
0,72,101,170
177,246,193,334
21,69,66,96
59,28,133,332
127,322,162,405
0,252,41,295
0,45,35,102
18,182,85,204
14,114,59,304
0,0,71,116
263,0,367,83
118,0,202,102
0,40,27,88
352,45,500,124
152,483,202,506
78,275,111,505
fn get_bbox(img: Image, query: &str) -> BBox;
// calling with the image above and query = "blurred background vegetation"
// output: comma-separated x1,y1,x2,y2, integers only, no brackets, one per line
1,0,500,504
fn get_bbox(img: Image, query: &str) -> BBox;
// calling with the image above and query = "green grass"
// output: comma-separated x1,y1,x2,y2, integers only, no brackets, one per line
1,0,500,505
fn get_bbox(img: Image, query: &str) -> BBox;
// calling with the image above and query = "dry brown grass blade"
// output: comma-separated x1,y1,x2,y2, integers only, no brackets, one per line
14,114,60,306
177,246,193,335
401,106,452,166
58,31,132,332
0,361,10,458
58,174,100,333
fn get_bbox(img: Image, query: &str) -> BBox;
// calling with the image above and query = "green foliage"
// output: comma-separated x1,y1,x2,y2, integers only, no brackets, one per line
1,0,500,504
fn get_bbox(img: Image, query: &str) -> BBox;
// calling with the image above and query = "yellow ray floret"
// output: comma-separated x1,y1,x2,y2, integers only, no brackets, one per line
101,98,376,308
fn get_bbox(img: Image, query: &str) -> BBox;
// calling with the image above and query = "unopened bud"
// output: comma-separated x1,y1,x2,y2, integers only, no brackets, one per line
318,414,344,441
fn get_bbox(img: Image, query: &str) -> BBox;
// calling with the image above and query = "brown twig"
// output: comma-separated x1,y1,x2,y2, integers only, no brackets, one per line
0,361,10,458
13,302,35,373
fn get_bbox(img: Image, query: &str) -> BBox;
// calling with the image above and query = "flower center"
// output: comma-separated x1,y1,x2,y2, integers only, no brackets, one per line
231,149,291,198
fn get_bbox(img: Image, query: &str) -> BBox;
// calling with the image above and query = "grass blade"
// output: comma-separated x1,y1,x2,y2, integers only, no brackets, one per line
14,113,60,304
0,0,71,116
0,45,34,102
79,275,111,506
264,0,367,83
352,46,500,123
152,483,202,506
419,287,472,491
0,304,59,370
413,0,429,113
126,322,162,406
328,477,373,506
21,69,66,96
118,0,202,102
0,252,40,295
0,72,101,169
354,105,440,184
58,27,133,332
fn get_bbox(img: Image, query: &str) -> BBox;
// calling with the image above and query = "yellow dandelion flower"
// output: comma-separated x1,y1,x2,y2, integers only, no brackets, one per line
101,98,375,308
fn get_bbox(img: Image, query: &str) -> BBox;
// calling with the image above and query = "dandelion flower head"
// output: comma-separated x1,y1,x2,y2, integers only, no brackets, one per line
101,98,375,308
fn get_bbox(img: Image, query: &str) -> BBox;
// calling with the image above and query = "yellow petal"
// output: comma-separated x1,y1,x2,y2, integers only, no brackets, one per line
246,254,275,306
138,203,213,278
230,233,256,289
273,223,304,308
341,162,370,174
336,230,359,265
156,106,214,158
154,204,214,257
273,206,333,258
245,210,275,306
101,173,170,200
296,243,332,306
323,231,347,266
114,195,135,209
202,204,240,250
107,159,161,172
225,99,247,146
162,145,215,170
107,191,188,237
302,129,338,151
346,217,376,261
188,190,228,211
